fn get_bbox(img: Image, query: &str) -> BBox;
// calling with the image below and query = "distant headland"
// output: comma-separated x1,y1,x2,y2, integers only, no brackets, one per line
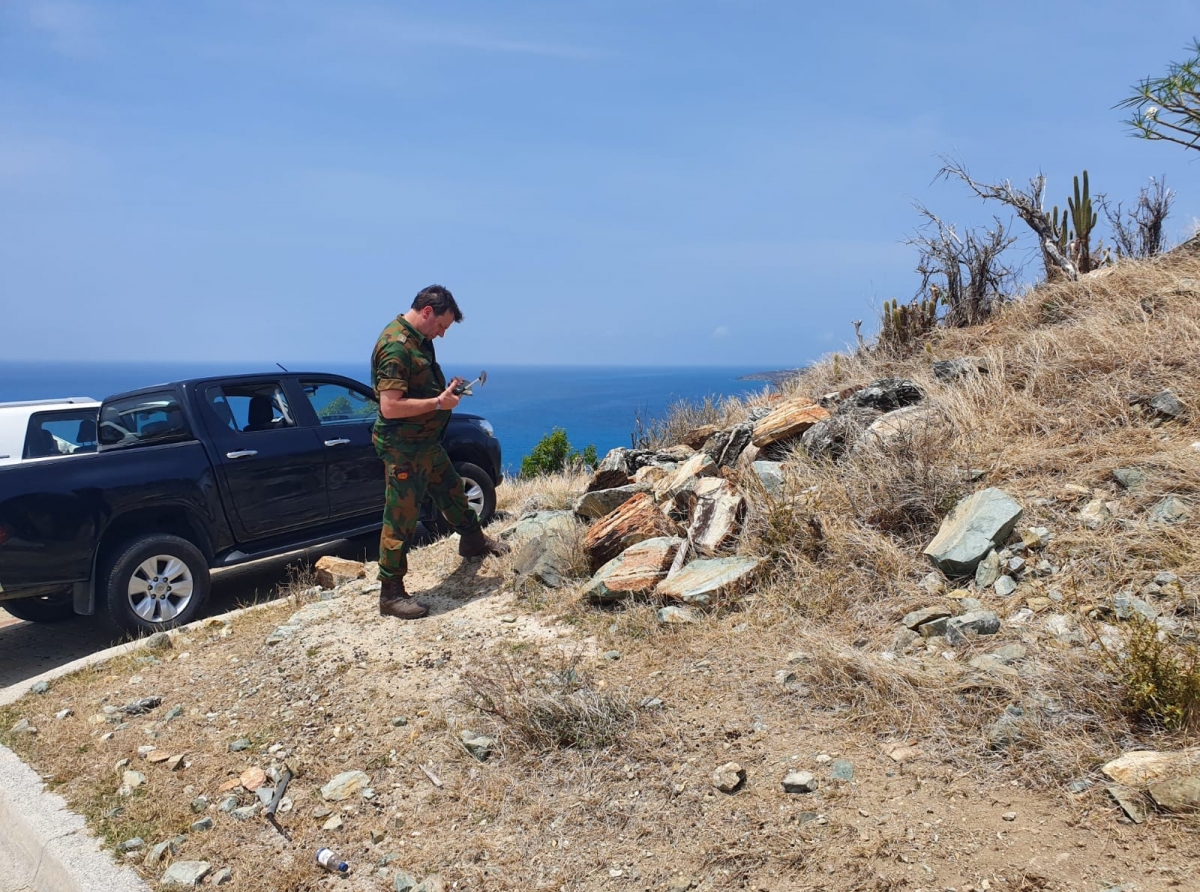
736,368,807,387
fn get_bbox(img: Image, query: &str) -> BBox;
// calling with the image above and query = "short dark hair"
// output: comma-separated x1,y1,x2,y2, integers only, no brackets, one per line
411,285,463,322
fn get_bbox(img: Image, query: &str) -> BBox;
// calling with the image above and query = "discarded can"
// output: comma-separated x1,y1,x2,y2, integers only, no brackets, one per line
316,847,348,874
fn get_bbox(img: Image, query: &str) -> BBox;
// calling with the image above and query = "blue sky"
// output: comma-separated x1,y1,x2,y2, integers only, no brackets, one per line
2,1,1198,368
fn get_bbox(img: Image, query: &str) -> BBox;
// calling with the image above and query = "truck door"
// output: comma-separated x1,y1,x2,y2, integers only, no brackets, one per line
289,377,384,521
197,381,328,540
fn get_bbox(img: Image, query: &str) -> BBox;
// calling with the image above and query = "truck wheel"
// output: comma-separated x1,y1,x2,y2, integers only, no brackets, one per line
103,535,211,635
2,592,74,623
425,462,497,536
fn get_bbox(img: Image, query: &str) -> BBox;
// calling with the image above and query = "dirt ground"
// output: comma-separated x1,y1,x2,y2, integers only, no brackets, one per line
2,525,1197,892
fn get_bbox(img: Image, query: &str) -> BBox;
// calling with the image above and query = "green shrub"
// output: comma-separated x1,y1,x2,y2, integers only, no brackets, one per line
1102,615,1200,731
520,428,597,478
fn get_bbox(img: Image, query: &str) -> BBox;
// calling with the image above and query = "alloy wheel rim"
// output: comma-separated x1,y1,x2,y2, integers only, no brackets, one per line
127,554,194,624
464,478,485,517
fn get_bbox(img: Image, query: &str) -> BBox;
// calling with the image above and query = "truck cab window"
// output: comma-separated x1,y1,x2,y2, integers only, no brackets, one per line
98,392,190,447
203,383,295,434
23,410,99,459
300,380,378,425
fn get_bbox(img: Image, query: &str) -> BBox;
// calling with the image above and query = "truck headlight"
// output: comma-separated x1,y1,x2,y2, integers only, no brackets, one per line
473,419,495,438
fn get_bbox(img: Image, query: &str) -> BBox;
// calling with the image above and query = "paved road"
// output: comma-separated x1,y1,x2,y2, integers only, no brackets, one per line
0,537,379,697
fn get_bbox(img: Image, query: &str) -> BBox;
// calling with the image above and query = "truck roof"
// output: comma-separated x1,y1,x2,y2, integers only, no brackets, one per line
0,397,98,409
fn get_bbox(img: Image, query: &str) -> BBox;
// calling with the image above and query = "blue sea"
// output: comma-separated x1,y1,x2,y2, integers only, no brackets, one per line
0,362,780,472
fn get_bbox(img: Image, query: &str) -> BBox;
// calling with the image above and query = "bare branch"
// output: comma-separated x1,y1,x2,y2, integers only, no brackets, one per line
936,157,1078,282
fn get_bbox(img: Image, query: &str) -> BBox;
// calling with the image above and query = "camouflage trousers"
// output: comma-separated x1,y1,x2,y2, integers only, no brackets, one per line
373,436,480,581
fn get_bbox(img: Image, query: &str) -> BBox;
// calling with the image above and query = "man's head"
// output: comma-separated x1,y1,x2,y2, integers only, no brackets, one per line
406,284,463,339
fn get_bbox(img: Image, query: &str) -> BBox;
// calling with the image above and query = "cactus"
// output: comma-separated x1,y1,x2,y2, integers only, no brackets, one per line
1051,205,1071,256
880,292,939,353
1068,170,1098,272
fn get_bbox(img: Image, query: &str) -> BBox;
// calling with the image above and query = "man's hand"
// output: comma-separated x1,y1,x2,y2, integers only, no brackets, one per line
439,379,466,411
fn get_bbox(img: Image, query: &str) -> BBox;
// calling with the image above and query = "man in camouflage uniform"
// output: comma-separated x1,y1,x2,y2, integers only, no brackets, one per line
372,285,509,620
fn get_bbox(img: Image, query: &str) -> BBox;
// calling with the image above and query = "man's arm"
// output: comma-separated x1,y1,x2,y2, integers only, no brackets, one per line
379,380,465,419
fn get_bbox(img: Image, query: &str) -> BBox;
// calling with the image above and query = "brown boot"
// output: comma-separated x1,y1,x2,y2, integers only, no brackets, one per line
378,577,429,620
458,528,511,558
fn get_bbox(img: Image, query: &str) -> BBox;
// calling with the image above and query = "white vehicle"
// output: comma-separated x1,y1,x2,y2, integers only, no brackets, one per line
0,398,101,467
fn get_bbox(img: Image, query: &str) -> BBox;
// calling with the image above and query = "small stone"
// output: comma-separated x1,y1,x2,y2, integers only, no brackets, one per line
1021,526,1052,549
974,550,1002,588
1149,496,1190,526
323,813,344,831
161,861,212,887
371,828,386,844
1106,784,1146,824
887,746,923,763
994,575,1017,597
394,871,419,892
143,632,173,651
190,817,214,832
945,610,1001,646
602,650,622,661
901,606,952,632
390,716,408,727
781,769,817,794
54,709,73,720
211,868,232,886
1001,811,1017,822
122,770,146,789
639,697,664,710
166,755,185,771
712,762,746,793
29,680,49,695
240,767,267,791
1147,775,1200,813
118,837,144,852
165,705,184,721
830,759,854,781
231,805,259,821
1080,498,1111,529
321,770,370,801
1154,571,1180,587
228,738,251,753
986,705,1025,750
1113,468,1146,490
1006,556,1025,574
189,796,207,813
657,606,698,624
217,796,238,813
147,750,171,764
144,840,177,868
460,731,496,761
9,718,36,735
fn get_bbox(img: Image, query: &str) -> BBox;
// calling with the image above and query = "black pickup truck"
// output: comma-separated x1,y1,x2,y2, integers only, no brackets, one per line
0,372,502,634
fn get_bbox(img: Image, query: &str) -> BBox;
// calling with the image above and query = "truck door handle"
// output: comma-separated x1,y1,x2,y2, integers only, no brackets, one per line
226,450,258,459
324,438,351,447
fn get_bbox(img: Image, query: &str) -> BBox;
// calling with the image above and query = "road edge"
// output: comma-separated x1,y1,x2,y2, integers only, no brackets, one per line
0,598,287,892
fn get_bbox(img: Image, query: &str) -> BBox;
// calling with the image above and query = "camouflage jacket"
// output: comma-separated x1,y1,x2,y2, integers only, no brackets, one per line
371,315,450,445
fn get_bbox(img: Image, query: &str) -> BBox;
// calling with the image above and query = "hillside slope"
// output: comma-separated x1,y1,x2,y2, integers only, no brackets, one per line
3,252,1200,891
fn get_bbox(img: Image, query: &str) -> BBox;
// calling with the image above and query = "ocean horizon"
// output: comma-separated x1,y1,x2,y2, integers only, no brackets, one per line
0,361,784,471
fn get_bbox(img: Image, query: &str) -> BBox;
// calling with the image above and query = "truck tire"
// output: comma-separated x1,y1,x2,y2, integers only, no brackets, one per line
1,592,74,623
425,461,497,536
103,535,211,635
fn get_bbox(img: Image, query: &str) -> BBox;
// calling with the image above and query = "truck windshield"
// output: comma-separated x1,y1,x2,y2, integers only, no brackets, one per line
98,392,191,447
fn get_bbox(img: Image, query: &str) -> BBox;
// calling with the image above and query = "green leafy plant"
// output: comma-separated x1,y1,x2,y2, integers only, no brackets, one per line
1119,39,1200,152
520,428,598,478
1100,615,1200,731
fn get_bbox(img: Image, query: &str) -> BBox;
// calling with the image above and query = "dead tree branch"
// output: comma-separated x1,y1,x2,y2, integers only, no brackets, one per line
937,157,1079,282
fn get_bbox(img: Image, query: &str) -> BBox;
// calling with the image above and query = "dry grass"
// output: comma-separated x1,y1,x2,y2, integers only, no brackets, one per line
5,254,1200,890
631,392,762,450
496,467,591,515
460,652,636,753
